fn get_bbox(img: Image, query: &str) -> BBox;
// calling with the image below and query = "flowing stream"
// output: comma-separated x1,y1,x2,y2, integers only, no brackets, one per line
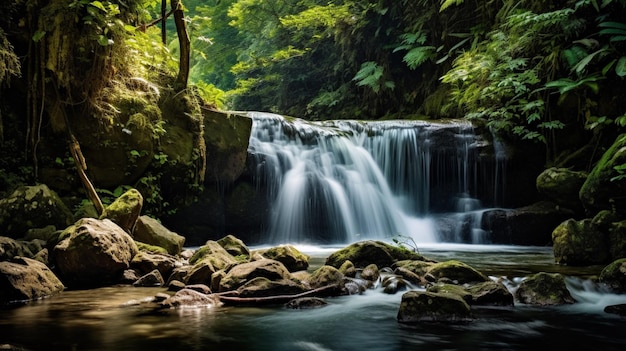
0,244,624,351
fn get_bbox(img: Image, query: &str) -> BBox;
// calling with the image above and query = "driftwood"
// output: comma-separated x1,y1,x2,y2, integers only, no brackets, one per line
217,284,343,306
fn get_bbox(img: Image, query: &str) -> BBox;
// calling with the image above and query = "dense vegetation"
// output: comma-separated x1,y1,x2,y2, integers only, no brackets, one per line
1,0,626,211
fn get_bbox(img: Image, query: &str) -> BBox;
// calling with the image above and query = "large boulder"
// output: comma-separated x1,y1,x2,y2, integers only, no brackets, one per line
260,245,309,272
133,215,185,255
552,218,610,265
514,272,576,305
218,259,292,292
536,167,587,213
579,133,626,216
0,184,74,238
53,218,139,288
397,291,473,323
0,256,65,306
608,220,626,261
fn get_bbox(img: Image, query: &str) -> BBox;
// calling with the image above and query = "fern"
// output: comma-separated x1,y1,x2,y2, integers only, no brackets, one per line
440,0,464,12
353,61,395,93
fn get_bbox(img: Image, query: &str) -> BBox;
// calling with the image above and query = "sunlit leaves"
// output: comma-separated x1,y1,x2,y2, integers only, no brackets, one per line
353,61,395,93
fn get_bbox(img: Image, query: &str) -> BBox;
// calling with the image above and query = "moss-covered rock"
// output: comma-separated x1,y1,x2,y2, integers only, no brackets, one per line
0,184,74,239
217,234,250,259
579,133,626,216
598,258,626,293
608,221,626,261
325,240,426,269
100,188,143,233
261,245,309,272
426,260,490,284
536,167,587,213
552,218,610,265
397,290,473,323
514,272,575,306
133,215,185,255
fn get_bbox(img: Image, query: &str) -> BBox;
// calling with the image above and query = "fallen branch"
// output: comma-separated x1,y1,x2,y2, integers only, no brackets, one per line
217,284,342,306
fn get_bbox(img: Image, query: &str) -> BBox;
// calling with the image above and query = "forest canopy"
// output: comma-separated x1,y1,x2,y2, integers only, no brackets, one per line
1,0,626,168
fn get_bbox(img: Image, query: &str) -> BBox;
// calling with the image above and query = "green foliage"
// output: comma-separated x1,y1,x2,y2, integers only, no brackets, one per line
0,28,20,87
393,31,436,70
353,61,395,94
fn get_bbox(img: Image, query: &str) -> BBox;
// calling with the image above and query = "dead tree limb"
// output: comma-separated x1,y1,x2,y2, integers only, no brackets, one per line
217,284,343,306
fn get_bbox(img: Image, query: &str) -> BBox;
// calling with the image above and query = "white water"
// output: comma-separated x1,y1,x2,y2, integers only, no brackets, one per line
247,112,497,246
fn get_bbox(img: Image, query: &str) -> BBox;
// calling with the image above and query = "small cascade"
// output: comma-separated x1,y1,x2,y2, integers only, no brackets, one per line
246,112,502,245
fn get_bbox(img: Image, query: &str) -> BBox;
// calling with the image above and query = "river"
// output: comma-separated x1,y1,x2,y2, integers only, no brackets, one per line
1,243,625,351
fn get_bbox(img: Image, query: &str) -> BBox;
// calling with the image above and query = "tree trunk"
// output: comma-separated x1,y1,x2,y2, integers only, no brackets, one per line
172,0,190,91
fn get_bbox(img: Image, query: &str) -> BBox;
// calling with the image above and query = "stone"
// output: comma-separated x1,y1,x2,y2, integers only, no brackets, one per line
133,215,185,255
397,291,473,323
0,256,65,306
0,184,74,238
514,272,576,305
100,188,143,233
53,218,138,288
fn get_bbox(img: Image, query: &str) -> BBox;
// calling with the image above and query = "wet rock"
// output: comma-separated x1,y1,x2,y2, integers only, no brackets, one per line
465,280,514,306
598,258,626,293
338,260,356,277
397,291,473,323
381,275,408,294
604,303,626,316
514,272,576,305
53,218,138,288
159,288,221,308
133,215,185,255
308,265,344,290
0,256,65,306
133,269,164,287
285,297,328,309
360,263,380,283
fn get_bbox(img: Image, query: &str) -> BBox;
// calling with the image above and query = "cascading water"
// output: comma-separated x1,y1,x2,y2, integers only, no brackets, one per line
246,111,502,245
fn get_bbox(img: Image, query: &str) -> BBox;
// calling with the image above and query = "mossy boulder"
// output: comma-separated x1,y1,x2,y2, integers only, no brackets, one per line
579,133,626,216
217,234,250,259
261,245,309,272
133,215,185,255
426,260,490,284
218,259,292,292
397,291,473,323
308,265,344,289
552,218,610,265
514,272,576,306
325,240,426,269
189,240,239,271
0,184,74,238
100,188,143,233
236,277,308,298
536,167,587,213
598,258,626,293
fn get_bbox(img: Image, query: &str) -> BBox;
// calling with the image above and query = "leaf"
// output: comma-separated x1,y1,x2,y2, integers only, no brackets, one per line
32,30,46,42
90,1,106,12
616,56,626,77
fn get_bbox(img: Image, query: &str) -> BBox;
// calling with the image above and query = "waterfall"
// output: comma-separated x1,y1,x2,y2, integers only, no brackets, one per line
246,112,501,245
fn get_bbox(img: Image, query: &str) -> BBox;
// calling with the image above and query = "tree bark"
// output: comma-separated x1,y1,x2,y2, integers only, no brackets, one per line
171,0,190,91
